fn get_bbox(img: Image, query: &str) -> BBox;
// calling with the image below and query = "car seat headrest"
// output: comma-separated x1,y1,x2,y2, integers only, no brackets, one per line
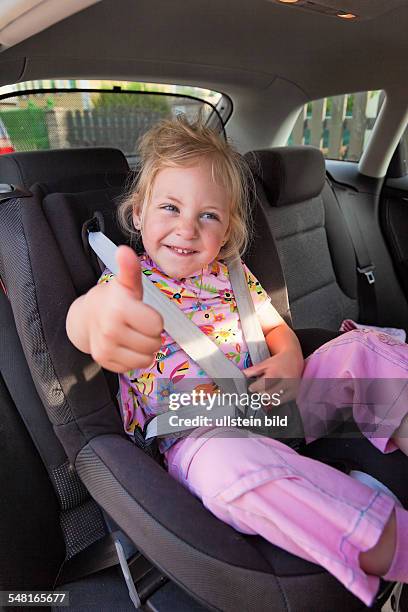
0,147,129,190
245,146,326,207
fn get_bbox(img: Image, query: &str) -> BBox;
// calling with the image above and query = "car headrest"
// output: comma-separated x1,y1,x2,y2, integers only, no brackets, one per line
245,146,326,207
0,147,130,190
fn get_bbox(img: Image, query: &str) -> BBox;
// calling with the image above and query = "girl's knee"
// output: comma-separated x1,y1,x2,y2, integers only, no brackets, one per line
185,435,248,495
185,433,294,499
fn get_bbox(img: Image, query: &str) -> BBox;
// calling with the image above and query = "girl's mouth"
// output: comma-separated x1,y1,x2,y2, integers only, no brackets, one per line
166,245,197,256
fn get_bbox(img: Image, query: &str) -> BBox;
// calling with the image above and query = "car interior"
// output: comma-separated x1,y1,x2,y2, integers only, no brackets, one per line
0,1,408,611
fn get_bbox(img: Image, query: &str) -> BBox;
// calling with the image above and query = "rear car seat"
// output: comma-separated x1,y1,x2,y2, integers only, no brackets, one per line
0,147,406,611
245,146,408,334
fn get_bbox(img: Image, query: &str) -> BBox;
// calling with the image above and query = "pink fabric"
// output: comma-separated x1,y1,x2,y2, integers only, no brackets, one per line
165,329,408,605
300,328,408,452
340,318,406,343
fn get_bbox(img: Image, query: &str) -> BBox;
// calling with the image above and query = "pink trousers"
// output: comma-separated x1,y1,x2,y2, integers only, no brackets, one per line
165,330,408,605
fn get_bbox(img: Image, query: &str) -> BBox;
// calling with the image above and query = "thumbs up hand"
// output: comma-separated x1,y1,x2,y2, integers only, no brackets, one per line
116,244,144,299
85,245,164,373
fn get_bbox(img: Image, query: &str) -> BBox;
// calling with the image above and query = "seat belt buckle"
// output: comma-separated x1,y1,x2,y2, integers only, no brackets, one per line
357,265,375,285
85,211,105,234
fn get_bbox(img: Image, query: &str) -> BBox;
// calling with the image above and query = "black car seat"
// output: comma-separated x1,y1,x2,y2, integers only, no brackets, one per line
0,149,150,607
245,146,408,334
0,147,406,611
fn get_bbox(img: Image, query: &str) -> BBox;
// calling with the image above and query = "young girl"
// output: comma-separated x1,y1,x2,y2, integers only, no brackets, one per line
66,115,408,606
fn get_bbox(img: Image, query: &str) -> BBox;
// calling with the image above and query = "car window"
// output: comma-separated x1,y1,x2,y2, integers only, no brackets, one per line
0,79,225,168
287,90,384,162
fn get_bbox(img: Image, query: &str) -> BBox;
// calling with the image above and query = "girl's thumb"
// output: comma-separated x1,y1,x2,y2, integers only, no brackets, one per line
116,245,143,299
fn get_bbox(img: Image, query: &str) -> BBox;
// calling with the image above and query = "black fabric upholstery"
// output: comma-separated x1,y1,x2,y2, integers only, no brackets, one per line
381,193,408,301
42,185,129,296
0,195,126,463
0,375,65,590
294,327,344,357
246,146,326,207
0,288,106,557
0,148,129,190
0,287,67,469
321,181,358,301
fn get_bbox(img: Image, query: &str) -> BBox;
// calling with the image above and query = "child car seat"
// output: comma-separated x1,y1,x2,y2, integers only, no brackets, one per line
0,147,406,611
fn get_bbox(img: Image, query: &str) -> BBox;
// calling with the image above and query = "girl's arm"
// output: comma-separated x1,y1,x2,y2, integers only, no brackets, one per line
66,283,107,354
264,320,304,371
243,301,304,393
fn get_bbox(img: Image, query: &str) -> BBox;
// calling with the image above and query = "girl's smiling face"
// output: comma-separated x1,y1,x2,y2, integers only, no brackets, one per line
134,160,231,279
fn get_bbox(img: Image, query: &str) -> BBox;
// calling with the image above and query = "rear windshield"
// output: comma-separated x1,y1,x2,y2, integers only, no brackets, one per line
0,80,225,167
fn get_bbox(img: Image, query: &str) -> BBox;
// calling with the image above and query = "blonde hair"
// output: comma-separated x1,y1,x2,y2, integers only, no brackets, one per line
117,113,254,260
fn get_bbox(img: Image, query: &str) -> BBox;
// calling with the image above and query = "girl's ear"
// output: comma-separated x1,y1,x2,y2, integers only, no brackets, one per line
131,191,143,231
132,208,142,231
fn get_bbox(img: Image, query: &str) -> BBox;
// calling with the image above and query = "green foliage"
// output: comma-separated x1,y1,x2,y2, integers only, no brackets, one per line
93,83,171,113
0,108,49,151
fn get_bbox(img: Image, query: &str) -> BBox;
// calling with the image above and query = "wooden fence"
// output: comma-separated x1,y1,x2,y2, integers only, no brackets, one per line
289,91,385,160
64,108,169,154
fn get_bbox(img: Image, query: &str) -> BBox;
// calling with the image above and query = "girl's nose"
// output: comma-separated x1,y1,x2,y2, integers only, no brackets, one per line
175,216,198,239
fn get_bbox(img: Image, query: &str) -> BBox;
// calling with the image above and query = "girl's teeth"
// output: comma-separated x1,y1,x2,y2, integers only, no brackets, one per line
173,247,194,254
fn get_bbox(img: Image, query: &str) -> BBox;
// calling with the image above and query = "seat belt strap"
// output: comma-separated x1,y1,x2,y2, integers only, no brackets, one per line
226,256,270,365
326,175,377,324
88,231,249,396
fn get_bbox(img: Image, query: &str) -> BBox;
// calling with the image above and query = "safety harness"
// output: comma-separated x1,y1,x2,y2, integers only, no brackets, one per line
88,227,271,440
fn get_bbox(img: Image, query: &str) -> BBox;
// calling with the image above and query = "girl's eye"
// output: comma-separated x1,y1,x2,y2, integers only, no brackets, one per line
201,212,219,221
161,204,179,212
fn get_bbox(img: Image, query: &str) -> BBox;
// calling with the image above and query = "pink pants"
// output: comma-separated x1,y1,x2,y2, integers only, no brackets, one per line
165,330,408,605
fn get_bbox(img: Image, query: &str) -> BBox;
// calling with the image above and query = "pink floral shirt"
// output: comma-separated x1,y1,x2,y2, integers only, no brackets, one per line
99,253,282,453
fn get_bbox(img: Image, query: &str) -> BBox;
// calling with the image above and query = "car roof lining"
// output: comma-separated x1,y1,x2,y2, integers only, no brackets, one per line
0,0,102,50
0,0,407,97
1,0,408,177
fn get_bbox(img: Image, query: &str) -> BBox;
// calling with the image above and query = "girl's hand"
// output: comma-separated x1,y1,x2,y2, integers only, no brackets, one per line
84,246,163,373
243,350,303,404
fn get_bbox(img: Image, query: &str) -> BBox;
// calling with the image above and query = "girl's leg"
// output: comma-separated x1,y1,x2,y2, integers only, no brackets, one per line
392,413,408,456
361,504,408,583
298,329,408,453
359,508,396,575
165,427,405,606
